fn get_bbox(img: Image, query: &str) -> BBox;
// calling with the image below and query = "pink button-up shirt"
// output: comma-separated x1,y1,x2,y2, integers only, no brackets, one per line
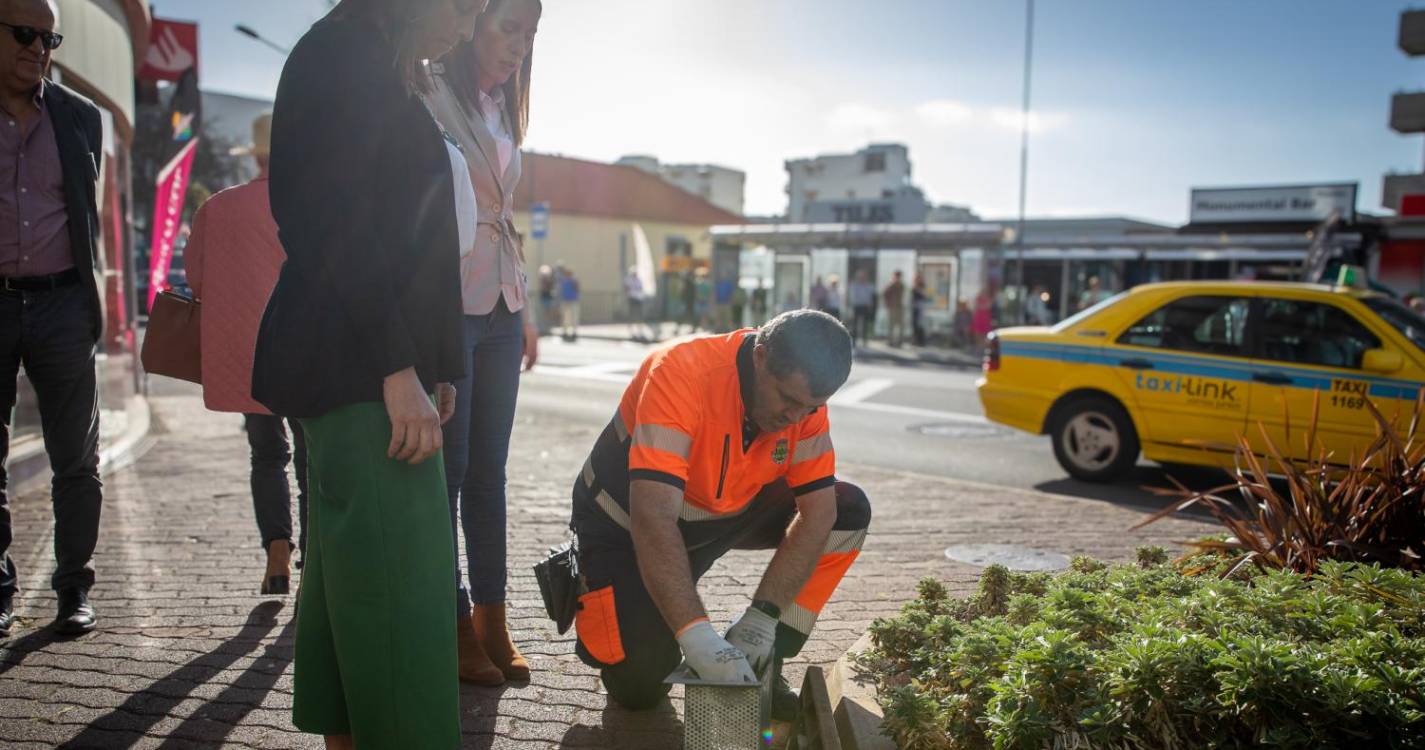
0,83,72,277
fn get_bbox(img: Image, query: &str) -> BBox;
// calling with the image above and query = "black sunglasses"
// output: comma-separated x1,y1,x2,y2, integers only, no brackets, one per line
0,22,62,51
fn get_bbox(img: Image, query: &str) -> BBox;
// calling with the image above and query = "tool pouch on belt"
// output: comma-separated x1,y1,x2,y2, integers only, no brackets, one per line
534,539,581,635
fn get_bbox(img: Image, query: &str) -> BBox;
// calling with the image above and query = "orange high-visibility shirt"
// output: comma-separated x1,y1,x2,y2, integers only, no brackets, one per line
589,331,835,522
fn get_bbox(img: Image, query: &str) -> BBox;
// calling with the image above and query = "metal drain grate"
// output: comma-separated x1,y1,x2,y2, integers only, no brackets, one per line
667,662,774,749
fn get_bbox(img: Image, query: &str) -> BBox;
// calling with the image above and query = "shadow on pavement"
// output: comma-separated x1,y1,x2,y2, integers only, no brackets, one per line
457,682,520,750
56,601,287,750
154,612,295,749
0,625,59,679
1033,463,1227,522
557,701,682,749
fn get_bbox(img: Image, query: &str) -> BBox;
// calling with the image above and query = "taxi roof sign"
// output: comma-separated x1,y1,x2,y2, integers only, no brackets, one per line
1335,264,1369,290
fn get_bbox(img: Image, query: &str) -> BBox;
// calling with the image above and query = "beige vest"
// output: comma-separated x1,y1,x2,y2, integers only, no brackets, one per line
425,73,527,316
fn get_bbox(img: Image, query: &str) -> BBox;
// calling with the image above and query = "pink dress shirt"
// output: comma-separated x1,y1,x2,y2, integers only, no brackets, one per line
183,178,283,414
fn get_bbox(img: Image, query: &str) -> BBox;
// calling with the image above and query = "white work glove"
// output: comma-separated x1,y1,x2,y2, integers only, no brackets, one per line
724,606,778,675
677,619,757,683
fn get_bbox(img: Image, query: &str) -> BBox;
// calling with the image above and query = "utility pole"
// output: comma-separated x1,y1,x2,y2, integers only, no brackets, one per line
1013,0,1036,324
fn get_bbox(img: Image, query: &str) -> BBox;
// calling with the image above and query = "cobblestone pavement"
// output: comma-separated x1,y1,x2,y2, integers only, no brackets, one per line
0,380,1214,748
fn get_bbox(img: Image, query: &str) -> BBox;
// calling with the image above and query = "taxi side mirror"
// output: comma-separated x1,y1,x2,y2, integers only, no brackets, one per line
1363,348,1404,374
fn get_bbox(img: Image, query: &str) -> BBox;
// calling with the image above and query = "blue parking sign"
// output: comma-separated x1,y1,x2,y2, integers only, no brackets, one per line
531,201,550,240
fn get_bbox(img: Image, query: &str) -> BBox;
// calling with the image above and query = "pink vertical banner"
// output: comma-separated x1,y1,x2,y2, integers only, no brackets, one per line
147,138,199,309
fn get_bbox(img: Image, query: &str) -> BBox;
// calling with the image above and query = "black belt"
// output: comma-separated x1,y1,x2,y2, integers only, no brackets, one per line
1,268,80,292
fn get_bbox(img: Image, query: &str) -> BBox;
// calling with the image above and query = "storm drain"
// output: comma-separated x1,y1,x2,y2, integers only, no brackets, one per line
945,543,1070,571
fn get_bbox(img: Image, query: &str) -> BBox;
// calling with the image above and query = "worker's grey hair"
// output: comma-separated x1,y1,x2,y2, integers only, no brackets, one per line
755,310,853,399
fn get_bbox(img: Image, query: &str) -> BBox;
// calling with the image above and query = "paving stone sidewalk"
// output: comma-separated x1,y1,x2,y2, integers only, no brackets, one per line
0,380,1214,749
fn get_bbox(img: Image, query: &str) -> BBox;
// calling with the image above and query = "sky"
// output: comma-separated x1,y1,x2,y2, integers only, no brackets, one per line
151,0,1425,224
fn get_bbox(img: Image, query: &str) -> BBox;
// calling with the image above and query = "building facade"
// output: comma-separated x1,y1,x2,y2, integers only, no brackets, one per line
616,155,746,216
514,153,743,324
785,143,916,222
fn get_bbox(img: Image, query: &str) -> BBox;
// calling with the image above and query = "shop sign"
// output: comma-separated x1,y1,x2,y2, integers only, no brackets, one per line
1189,184,1357,224
139,19,200,82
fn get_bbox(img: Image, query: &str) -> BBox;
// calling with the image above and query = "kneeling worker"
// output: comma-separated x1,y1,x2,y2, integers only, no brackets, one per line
570,310,870,716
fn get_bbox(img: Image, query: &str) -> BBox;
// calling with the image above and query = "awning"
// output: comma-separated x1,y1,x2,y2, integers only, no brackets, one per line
710,222,1006,249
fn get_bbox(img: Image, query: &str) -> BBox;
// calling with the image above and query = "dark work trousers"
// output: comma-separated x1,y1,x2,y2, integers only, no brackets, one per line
851,305,874,345
243,413,308,553
441,299,524,614
570,480,872,711
0,283,102,598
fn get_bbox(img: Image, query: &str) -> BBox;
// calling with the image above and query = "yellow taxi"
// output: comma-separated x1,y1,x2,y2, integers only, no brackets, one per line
977,280,1425,481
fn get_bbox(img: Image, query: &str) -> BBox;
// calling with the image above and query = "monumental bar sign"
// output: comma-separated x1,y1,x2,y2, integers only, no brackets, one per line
1189,183,1357,225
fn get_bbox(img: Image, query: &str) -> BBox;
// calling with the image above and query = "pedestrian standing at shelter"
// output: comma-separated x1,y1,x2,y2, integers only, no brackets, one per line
810,275,829,313
883,270,906,347
624,267,649,341
730,282,747,329
537,264,556,334
848,270,875,346
251,0,483,746
423,0,541,686
824,275,843,322
1077,275,1111,311
559,266,581,340
695,267,714,332
911,272,930,346
565,310,871,722
0,0,106,639
680,269,698,333
972,291,994,349
750,280,769,326
183,113,306,596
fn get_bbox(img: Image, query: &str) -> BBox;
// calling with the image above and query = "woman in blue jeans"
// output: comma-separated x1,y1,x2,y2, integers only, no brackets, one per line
424,0,542,685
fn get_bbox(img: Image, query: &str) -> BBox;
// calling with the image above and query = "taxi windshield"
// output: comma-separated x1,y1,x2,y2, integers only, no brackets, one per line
1052,291,1129,332
1365,297,1425,354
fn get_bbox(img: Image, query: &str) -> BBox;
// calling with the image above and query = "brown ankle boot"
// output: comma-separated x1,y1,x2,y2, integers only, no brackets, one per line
457,612,504,685
473,604,530,680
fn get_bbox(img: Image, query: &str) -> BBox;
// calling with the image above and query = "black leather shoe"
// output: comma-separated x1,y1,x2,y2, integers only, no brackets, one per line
0,594,14,638
54,588,96,635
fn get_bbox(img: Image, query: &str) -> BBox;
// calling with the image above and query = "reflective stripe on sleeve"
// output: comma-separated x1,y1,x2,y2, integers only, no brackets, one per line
793,432,833,465
612,416,630,443
631,423,693,459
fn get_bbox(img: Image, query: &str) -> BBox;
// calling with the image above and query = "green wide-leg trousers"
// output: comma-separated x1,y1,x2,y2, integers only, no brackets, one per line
292,401,459,748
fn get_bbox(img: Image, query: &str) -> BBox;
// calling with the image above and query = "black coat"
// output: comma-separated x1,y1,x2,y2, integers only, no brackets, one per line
253,16,466,418
42,81,104,340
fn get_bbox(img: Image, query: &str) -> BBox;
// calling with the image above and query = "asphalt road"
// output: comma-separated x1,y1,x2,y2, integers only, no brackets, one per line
519,336,1229,515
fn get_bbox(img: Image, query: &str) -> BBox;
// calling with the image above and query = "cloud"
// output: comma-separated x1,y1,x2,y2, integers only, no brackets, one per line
827,103,897,134
915,99,1068,134
987,107,1068,134
916,99,974,125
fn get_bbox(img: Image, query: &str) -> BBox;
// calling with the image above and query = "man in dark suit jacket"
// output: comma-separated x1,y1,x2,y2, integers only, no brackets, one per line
0,0,106,639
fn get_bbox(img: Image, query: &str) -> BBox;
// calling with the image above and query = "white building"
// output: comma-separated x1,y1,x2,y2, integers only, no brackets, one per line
617,155,746,216
785,143,915,222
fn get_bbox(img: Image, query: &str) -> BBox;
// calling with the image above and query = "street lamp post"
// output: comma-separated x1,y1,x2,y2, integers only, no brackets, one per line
235,24,292,56
1013,0,1036,324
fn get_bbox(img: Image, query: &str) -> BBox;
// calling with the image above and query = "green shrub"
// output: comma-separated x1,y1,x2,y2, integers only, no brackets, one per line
865,556,1425,750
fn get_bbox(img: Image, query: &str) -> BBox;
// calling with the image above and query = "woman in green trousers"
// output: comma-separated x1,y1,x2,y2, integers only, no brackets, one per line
252,0,487,747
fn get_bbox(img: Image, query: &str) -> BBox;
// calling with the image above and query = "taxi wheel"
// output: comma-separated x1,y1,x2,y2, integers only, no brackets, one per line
1051,396,1140,482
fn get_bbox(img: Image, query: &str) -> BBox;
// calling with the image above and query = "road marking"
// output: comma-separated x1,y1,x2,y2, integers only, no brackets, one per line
534,363,990,425
529,363,633,384
829,377,895,406
833,400,989,425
